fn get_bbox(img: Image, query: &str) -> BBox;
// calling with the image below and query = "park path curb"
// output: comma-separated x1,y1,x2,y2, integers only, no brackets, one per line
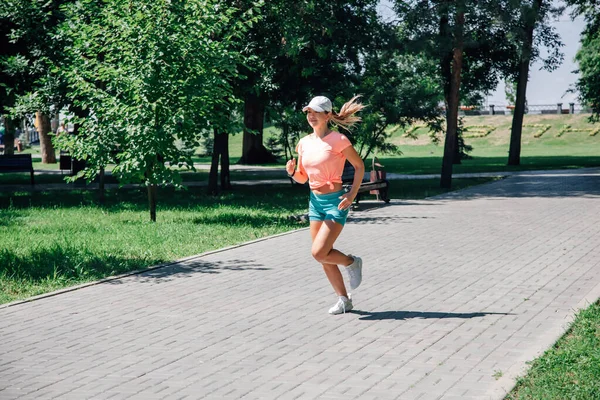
489,278,600,397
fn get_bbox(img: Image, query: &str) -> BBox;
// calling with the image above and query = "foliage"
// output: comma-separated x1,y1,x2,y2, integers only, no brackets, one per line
221,0,386,164
556,124,571,137
253,0,413,161
0,0,69,118
556,125,600,137
501,0,565,78
272,32,445,161
505,79,518,105
456,117,473,159
266,0,383,108
568,1,600,122
343,53,443,160
54,0,256,189
270,106,306,162
503,0,564,166
395,1,519,102
393,0,520,179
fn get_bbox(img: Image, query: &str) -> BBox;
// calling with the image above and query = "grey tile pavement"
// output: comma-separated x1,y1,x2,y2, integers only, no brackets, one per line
1,168,600,399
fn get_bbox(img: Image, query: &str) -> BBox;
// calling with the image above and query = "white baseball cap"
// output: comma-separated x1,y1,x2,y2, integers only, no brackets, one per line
302,96,332,113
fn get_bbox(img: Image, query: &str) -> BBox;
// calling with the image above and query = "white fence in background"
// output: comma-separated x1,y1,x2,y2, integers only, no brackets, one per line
461,103,592,116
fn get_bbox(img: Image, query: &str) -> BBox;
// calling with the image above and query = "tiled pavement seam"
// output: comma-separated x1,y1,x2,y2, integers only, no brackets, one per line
0,168,599,400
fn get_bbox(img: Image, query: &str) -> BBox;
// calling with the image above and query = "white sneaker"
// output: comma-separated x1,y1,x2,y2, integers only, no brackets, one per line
329,295,353,315
345,255,362,290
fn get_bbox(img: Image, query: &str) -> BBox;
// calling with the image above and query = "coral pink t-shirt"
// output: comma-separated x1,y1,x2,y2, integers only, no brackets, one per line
296,131,352,190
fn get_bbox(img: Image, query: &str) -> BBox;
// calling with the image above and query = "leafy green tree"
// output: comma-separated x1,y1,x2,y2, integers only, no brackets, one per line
395,0,526,188
207,105,244,194
566,0,600,122
343,53,443,160
272,52,444,168
506,0,564,166
0,0,68,161
0,0,62,163
505,79,518,106
267,11,443,166
232,0,383,165
0,47,25,156
55,0,255,221
1,1,29,156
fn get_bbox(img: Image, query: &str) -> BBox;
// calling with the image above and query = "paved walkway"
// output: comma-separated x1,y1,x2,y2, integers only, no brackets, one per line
1,168,600,400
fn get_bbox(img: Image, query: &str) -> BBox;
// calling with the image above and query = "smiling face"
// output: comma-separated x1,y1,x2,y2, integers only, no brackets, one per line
305,108,330,130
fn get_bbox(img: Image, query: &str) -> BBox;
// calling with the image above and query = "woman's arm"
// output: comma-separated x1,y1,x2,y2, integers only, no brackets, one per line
286,153,308,184
338,146,365,209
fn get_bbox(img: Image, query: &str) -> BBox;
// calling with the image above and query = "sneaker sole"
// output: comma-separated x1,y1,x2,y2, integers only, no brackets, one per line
350,258,362,290
329,306,353,315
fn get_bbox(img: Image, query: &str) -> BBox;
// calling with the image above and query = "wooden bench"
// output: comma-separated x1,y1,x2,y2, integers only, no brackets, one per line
0,154,35,185
342,157,390,205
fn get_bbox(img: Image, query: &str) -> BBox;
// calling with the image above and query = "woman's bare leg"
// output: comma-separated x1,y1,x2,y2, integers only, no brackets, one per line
310,220,353,296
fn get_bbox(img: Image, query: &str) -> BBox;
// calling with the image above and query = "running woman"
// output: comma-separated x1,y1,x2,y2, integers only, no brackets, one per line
286,95,365,315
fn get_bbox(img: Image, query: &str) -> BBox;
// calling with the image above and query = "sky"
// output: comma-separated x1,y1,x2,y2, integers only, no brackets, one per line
376,1,586,107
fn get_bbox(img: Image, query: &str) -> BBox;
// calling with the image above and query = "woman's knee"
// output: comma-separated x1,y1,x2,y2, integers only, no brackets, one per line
311,245,330,262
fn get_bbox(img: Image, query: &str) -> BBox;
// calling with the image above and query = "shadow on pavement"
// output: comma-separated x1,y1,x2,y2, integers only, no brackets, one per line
351,310,513,321
121,258,270,284
349,215,435,225
436,170,600,200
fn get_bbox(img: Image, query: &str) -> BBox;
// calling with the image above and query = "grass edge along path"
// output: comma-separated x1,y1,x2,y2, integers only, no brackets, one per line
0,178,494,305
505,301,600,400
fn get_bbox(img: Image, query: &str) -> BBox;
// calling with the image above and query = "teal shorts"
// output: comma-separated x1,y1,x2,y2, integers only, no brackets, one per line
309,190,349,226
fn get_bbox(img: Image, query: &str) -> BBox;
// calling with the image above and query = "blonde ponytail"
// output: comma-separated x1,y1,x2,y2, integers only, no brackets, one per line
329,95,365,131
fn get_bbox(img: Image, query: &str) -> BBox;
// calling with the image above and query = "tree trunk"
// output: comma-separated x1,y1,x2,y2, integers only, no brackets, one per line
147,184,157,222
35,111,56,163
508,0,542,166
439,8,461,165
239,92,277,165
98,167,105,204
70,106,88,178
440,10,465,189
453,131,462,164
22,118,29,146
219,132,231,190
208,128,232,195
3,117,16,156
208,135,219,195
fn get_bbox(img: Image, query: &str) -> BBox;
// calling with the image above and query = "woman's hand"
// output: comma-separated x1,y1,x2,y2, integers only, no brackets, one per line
338,192,355,210
286,158,296,176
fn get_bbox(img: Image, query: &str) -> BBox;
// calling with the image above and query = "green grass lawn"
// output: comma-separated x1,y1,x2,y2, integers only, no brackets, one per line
195,114,600,173
506,301,600,399
381,114,600,174
0,178,492,304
